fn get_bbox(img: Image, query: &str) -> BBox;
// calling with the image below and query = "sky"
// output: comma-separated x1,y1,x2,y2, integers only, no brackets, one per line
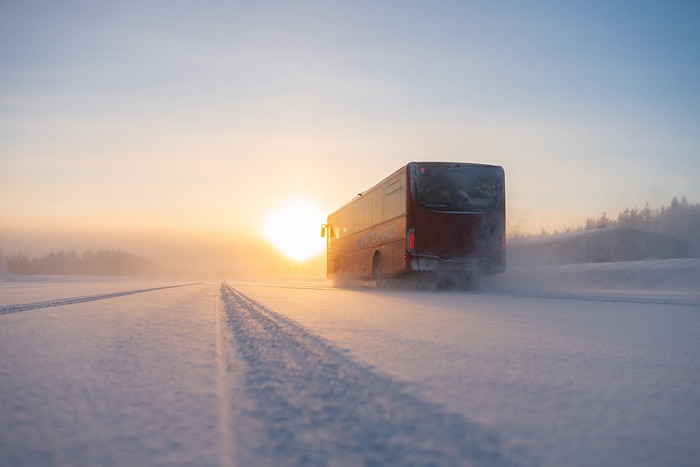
1,1,699,276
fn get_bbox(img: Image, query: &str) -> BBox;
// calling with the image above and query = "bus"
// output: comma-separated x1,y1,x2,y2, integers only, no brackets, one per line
321,162,505,287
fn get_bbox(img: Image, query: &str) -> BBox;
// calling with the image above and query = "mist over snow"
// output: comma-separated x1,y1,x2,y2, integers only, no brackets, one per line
480,258,700,299
0,230,326,281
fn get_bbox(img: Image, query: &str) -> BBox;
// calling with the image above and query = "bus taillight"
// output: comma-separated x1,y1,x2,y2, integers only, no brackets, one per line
406,228,416,253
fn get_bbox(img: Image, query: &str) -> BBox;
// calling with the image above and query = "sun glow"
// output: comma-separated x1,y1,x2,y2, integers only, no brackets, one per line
263,199,327,262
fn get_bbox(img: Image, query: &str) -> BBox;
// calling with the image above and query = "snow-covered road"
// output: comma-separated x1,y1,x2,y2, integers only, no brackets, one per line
1,282,224,466
231,280,700,467
1,267,699,466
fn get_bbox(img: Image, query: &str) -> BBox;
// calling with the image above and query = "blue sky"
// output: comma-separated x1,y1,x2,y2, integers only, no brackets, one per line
1,1,699,256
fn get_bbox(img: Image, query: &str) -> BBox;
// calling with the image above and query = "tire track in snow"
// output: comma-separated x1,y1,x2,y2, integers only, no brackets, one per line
0,284,198,316
219,283,521,467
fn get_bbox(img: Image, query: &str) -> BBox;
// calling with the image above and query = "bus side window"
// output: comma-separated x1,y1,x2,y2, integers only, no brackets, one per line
384,177,404,218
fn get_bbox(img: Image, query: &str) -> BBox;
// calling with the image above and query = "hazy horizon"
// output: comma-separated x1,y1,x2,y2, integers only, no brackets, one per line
2,1,699,278
0,226,327,280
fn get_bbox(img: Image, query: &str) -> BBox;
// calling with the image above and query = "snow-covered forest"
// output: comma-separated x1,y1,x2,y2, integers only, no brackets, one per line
0,249,156,276
522,196,700,244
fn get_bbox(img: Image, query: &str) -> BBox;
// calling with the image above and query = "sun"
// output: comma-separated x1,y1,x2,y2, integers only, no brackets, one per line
263,199,326,262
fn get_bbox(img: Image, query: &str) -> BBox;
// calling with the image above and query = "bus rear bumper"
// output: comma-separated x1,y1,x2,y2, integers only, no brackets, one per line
410,255,504,275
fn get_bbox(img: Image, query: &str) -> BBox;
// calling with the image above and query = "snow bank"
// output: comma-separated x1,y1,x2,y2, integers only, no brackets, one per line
0,265,12,282
480,258,700,295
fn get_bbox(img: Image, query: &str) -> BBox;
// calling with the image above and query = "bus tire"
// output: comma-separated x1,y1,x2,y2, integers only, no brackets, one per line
373,252,383,288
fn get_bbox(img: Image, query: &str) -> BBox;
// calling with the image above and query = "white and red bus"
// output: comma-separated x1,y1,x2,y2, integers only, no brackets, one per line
321,162,505,287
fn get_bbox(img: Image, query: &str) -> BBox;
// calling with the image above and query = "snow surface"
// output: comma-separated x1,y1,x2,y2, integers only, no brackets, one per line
1,260,699,466
0,276,186,307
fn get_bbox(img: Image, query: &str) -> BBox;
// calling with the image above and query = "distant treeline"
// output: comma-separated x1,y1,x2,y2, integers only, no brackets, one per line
1,249,157,276
521,196,700,244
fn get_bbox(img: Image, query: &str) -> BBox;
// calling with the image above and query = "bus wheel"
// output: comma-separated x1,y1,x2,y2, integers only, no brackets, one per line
373,253,383,288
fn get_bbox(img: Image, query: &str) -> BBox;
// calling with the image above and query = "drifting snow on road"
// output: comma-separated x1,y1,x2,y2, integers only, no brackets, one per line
219,283,516,466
